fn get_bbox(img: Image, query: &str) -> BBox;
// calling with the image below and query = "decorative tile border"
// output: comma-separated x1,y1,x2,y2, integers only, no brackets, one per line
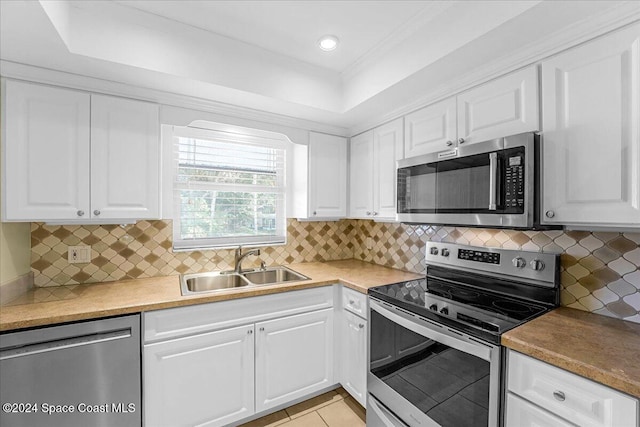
30,219,640,323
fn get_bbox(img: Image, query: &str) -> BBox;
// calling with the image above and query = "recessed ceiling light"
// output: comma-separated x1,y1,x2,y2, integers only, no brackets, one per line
318,35,339,51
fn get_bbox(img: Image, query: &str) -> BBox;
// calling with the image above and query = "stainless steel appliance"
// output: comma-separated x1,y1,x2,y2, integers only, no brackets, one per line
367,242,560,427
396,132,540,228
0,314,141,427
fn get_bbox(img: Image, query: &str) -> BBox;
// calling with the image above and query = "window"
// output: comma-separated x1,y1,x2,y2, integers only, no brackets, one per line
172,125,287,250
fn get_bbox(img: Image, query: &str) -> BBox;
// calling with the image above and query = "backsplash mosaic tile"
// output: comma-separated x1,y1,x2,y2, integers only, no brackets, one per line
31,219,354,286
352,220,640,323
31,219,640,323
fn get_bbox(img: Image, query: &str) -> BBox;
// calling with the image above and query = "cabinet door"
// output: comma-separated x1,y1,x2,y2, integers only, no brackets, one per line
90,94,160,220
457,65,539,145
340,310,367,407
308,132,347,218
373,118,403,219
255,308,334,412
144,324,255,427
3,80,90,221
404,97,457,157
505,393,575,427
349,130,374,218
541,24,640,227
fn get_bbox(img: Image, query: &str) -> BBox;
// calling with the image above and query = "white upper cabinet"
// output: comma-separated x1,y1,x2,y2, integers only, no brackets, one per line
307,132,347,218
402,65,539,159
2,80,160,223
91,94,160,220
373,119,404,219
404,97,457,158
541,23,640,228
349,118,403,220
3,81,91,221
457,65,539,145
349,130,374,218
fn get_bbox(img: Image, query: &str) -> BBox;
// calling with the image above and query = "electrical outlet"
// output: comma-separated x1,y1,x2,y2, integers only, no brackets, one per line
366,237,373,250
68,245,91,263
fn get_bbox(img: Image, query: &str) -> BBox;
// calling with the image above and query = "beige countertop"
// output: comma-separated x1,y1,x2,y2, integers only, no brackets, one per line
502,307,640,398
0,259,421,332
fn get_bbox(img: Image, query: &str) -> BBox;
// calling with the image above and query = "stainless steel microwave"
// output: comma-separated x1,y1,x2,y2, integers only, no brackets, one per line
396,132,540,228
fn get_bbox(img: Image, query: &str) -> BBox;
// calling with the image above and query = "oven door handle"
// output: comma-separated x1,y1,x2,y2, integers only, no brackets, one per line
368,395,409,427
489,152,498,210
370,299,494,362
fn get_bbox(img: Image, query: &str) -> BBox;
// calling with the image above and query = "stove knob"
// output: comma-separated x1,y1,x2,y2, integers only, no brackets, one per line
441,248,450,257
439,307,449,315
429,304,438,311
530,259,545,271
430,247,439,255
512,257,526,269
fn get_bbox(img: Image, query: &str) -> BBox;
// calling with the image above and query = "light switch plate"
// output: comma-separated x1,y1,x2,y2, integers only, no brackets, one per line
68,245,91,263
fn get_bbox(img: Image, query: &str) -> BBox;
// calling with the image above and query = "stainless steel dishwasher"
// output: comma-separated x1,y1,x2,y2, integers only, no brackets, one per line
0,314,141,427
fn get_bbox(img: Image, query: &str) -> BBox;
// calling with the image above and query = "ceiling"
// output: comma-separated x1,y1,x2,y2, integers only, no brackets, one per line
0,1,636,132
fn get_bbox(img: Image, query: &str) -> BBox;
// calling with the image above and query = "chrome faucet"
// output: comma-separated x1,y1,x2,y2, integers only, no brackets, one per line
234,246,261,273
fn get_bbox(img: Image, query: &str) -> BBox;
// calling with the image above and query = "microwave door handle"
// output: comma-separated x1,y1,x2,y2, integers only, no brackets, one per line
489,152,498,210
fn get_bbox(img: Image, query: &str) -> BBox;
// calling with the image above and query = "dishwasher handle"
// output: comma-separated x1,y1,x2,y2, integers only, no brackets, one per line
0,328,132,360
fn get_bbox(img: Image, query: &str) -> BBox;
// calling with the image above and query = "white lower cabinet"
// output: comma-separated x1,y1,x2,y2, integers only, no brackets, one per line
142,287,335,427
339,310,367,407
255,308,334,412
144,324,255,427
505,393,575,427
506,350,639,427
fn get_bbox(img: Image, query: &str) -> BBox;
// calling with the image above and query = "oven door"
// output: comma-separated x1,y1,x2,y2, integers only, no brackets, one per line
368,297,501,427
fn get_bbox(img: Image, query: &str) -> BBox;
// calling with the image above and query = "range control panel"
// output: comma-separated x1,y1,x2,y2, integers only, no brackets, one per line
458,249,500,264
425,242,559,287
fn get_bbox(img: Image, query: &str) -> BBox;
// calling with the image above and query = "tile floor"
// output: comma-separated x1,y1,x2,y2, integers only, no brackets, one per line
239,388,365,427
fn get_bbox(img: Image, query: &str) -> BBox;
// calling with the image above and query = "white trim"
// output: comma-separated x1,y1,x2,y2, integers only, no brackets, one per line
349,7,640,136
0,60,348,137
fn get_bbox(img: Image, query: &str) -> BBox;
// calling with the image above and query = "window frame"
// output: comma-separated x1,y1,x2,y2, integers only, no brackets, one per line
171,124,289,251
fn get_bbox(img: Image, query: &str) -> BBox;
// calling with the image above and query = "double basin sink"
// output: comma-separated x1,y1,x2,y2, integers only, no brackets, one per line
180,266,310,296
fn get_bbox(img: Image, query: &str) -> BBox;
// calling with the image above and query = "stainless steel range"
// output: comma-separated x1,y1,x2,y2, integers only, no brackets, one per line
367,242,560,427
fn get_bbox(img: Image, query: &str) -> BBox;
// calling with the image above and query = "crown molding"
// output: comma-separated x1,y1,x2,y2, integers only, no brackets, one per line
341,1,454,81
348,3,640,136
0,60,349,137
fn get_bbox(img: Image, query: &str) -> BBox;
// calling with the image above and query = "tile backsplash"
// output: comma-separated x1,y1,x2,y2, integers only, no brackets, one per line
31,219,640,323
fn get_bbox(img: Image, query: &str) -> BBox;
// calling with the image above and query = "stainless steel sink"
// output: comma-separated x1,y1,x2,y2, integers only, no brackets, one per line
181,272,250,295
180,266,309,295
242,266,309,285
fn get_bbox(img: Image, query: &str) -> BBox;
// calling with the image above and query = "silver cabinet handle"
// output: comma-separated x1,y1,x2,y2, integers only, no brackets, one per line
358,324,365,329
546,210,555,218
458,137,465,144
488,152,497,210
93,210,101,216
553,390,565,401
77,210,84,217
372,211,378,216
366,211,372,216
446,140,453,146
349,299,355,305
313,211,317,216
259,327,264,332
248,330,253,335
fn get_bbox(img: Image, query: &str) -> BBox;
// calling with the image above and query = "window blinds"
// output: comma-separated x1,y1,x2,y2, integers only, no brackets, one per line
173,129,286,250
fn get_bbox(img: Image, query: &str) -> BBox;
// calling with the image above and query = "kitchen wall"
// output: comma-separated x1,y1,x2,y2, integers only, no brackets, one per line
29,218,640,323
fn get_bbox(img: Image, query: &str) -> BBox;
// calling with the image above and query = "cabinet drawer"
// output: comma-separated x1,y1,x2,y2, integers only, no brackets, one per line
342,286,367,318
144,286,334,343
507,350,638,427
505,392,574,427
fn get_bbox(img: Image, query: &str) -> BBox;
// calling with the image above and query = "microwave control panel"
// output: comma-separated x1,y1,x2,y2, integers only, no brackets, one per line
505,155,524,209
